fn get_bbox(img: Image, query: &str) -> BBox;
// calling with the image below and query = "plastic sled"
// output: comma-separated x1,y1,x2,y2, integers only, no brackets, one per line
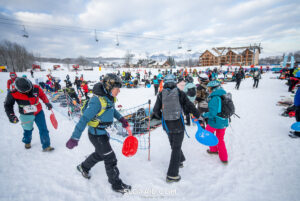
50,110,58,129
122,127,138,157
192,118,218,146
291,122,300,132
146,84,151,88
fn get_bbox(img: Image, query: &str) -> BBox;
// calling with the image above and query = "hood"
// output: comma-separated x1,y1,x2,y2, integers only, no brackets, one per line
92,82,114,101
185,82,196,89
209,87,226,97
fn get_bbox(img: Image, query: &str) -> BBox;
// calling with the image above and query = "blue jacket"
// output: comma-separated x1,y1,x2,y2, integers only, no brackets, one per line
295,88,300,106
203,87,229,129
157,73,163,80
153,79,159,85
71,83,122,140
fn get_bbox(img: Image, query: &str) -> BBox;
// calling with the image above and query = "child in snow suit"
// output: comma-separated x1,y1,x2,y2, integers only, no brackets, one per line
203,80,229,163
81,81,89,100
66,73,131,194
153,74,200,183
4,77,54,151
152,75,159,95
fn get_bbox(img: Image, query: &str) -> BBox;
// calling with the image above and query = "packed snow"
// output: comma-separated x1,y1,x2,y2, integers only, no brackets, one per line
0,67,299,201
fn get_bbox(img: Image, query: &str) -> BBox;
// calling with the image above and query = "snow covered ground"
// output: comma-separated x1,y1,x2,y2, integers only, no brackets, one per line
0,69,299,201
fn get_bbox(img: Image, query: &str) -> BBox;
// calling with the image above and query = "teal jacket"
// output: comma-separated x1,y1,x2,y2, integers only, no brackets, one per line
71,83,122,140
202,87,229,129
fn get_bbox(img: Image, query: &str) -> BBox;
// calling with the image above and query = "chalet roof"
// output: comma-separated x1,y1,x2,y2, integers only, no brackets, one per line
201,50,218,57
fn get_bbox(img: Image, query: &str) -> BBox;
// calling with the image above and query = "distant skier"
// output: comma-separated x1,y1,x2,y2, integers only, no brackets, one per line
152,74,200,183
152,75,159,95
253,69,261,88
30,70,34,78
65,74,131,193
4,77,54,151
202,80,229,163
235,69,243,90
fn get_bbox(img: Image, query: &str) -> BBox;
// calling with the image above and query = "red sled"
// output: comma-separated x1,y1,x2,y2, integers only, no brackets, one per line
50,110,58,129
122,127,138,157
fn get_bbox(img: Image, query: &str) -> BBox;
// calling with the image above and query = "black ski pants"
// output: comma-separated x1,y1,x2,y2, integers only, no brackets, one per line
167,131,186,177
253,79,259,88
81,133,122,185
235,80,241,90
154,84,159,95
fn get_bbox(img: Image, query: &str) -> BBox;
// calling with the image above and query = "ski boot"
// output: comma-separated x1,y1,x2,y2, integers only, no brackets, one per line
112,181,131,194
166,175,181,183
43,146,54,152
25,143,31,149
77,164,91,179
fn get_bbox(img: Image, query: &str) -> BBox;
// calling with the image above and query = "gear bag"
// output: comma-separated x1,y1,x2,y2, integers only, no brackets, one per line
162,88,182,120
217,93,235,119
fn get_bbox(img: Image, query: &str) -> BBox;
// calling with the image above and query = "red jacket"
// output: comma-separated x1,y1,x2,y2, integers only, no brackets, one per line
7,78,16,90
4,85,49,116
81,84,89,93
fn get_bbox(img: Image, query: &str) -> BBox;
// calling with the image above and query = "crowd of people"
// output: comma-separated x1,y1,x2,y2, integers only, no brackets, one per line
4,65,267,194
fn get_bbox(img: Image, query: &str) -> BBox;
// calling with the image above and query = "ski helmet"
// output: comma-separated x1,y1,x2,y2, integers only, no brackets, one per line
103,73,122,92
207,80,221,88
164,74,176,84
186,76,194,83
10,72,17,79
15,77,33,93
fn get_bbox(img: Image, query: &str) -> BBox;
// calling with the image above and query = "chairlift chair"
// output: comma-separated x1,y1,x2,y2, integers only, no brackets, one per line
94,30,99,42
22,25,29,38
178,40,182,49
116,34,120,46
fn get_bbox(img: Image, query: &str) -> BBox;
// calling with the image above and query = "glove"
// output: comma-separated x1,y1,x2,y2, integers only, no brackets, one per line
119,117,129,128
9,114,19,123
45,103,53,110
66,138,78,149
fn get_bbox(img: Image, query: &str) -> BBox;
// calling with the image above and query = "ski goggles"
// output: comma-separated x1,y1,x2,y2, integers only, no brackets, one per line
10,74,16,78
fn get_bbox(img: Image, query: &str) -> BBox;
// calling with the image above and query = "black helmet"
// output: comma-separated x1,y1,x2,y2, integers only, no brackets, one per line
186,76,194,83
15,77,33,93
103,73,122,92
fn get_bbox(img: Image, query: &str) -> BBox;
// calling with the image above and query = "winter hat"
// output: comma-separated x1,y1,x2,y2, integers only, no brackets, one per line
207,80,221,87
164,74,176,84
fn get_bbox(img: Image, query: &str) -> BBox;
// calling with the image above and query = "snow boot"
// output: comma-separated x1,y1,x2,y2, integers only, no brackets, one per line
207,149,218,154
112,181,131,194
179,162,184,168
166,175,181,183
77,164,91,179
25,143,31,149
221,160,228,164
289,133,300,138
43,146,54,152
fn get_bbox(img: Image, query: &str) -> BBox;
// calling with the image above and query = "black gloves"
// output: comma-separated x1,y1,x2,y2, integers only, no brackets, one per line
119,117,129,128
9,114,19,123
45,103,53,110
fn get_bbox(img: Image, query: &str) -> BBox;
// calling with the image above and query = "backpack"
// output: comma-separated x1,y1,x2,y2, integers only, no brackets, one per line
162,88,182,120
217,93,235,119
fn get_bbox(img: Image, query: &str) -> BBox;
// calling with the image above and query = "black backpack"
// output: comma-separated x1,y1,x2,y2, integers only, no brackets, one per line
217,93,235,119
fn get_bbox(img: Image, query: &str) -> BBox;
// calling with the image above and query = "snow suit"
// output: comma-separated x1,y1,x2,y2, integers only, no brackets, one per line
152,77,159,95
235,71,243,90
202,87,229,162
253,71,261,88
153,85,200,177
4,85,52,149
70,83,125,187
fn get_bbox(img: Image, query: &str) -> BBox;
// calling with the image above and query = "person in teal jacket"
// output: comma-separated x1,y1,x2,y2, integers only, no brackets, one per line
66,73,131,194
183,76,196,126
202,80,229,163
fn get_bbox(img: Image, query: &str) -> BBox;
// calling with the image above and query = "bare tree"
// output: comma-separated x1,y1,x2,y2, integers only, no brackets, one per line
76,56,89,67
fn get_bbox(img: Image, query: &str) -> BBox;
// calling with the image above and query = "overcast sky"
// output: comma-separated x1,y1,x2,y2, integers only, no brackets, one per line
0,0,299,59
